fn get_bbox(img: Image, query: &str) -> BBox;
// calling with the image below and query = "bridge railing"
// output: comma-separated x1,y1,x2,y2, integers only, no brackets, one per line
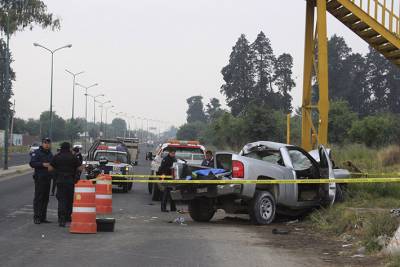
349,0,400,36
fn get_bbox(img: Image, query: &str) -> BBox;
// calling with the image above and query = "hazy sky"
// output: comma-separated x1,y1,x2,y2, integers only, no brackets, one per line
10,0,369,130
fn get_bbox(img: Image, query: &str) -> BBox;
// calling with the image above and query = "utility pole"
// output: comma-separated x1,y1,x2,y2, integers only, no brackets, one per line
65,69,84,120
3,13,10,170
9,100,15,146
33,43,72,140
76,83,98,152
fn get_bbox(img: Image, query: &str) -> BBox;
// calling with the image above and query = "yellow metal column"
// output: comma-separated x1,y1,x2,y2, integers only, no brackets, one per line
301,0,315,151
316,0,329,146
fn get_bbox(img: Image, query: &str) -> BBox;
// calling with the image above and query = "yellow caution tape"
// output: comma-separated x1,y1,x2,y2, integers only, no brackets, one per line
349,172,400,177
101,177,400,184
111,174,172,179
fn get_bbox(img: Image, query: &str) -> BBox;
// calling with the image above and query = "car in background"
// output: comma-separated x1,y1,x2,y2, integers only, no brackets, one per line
149,140,206,200
85,139,135,193
29,142,40,155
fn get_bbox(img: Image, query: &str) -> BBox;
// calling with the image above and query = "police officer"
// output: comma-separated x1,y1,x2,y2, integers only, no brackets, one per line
158,148,177,212
72,146,83,181
72,146,83,164
201,150,214,167
29,137,53,224
49,142,83,227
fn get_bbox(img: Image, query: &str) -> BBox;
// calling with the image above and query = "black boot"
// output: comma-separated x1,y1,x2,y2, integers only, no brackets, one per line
34,218,41,224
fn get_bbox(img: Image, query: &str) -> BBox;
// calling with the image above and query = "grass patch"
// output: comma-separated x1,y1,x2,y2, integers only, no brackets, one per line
309,205,398,253
387,255,400,267
309,144,400,257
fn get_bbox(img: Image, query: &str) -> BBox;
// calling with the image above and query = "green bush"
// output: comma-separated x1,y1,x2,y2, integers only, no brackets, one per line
349,113,400,147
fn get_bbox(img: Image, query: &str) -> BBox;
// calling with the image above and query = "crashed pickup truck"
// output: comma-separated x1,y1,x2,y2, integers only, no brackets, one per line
170,141,350,225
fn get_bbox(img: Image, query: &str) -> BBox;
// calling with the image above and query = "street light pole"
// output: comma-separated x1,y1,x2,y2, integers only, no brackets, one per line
3,13,10,170
33,43,72,140
65,69,84,120
103,105,114,138
98,101,111,136
76,83,99,152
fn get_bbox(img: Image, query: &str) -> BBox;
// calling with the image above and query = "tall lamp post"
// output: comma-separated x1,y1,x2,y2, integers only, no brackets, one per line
33,43,72,140
65,69,84,120
86,94,104,125
98,100,111,136
103,105,114,138
76,82,99,152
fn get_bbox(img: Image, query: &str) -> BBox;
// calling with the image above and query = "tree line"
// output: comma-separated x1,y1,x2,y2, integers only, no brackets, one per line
12,111,160,143
177,33,400,149
0,0,60,132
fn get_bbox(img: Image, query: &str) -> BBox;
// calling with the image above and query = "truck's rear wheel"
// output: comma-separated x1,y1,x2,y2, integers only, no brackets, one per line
188,198,215,222
249,190,276,225
152,183,161,201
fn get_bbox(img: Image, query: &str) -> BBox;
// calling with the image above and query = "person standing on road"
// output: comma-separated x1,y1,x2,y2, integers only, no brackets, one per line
29,137,53,224
72,146,83,182
201,151,214,168
158,148,177,212
49,142,83,227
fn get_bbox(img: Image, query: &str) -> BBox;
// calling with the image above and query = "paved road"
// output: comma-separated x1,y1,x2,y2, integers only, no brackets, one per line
0,152,30,168
0,156,330,267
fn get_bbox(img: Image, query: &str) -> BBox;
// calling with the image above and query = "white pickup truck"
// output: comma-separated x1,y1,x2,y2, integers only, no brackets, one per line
170,141,350,225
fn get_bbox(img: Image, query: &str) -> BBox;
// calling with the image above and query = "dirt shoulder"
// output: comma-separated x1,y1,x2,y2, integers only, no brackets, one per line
220,216,385,267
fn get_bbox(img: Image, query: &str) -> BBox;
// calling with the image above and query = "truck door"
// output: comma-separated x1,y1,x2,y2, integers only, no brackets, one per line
319,145,336,205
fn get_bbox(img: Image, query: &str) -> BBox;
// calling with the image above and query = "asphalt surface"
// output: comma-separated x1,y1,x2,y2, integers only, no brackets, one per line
0,153,329,267
0,152,30,168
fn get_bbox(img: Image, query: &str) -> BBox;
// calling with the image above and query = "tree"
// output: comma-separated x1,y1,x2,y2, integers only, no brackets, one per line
349,113,400,147
251,31,275,106
243,105,286,143
111,118,127,138
328,35,352,101
342,53,370,115
0,0,60,130
206,98,223,122
0,0,60,35
65,119,83,141
328,100,358,144
221,34,255,116
186,95,207,123
176,121,206,141
39,111,66,141
273,53,295,112
365,47,391,114
0,39,15,129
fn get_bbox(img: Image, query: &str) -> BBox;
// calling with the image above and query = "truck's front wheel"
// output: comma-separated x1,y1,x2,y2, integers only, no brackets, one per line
249,190,276,225
188,198,215,222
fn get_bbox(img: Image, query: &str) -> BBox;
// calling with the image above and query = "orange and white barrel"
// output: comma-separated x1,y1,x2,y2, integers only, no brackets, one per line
70,180,97,234
96,174,112,214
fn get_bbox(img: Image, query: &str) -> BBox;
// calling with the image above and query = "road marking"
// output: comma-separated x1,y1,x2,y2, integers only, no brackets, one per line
0,170,33,183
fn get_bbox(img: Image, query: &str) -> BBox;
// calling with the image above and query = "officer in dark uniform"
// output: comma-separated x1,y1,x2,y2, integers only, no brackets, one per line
49,142,82,227
72,146,83,181
201,150,214,167
158,148,177,212
29,137,53,224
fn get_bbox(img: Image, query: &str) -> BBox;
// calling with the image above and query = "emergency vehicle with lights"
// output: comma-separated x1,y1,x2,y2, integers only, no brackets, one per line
85,138,135,193
148,140,206,200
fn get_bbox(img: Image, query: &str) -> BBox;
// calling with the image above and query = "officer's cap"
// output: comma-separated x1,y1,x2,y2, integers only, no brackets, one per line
60,142,71,150
42,137,51,143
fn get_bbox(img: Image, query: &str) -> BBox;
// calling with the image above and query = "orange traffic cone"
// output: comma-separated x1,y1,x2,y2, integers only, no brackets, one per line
96,174,112,214
70,180,97,234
